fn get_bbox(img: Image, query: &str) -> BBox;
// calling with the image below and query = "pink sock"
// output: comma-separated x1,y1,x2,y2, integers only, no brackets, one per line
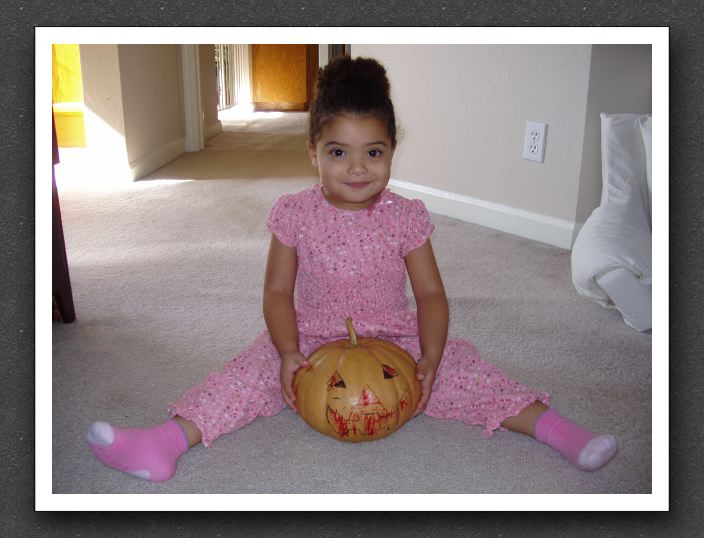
86,420,189,481
534,409,618,471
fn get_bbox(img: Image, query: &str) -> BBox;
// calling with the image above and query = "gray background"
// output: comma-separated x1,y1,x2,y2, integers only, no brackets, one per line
2,0,702,535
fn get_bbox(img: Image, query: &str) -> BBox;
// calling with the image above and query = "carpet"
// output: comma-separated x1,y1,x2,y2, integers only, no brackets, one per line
51,111,652,500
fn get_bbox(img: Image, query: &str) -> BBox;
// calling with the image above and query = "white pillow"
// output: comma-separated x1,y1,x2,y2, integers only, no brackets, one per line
599,113,650,222
639,115,652,221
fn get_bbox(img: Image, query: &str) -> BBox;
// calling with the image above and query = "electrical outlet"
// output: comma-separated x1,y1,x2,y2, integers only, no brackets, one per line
522,121,547,163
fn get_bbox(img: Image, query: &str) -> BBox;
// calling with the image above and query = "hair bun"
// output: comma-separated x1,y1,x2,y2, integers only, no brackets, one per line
308,55,397,147
317,56,391,98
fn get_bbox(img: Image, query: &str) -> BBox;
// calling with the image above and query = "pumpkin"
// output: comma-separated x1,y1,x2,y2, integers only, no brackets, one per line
293,318,421,442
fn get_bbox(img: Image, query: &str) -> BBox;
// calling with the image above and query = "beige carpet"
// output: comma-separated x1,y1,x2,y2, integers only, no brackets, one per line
51,110,652,500
152,110,313,180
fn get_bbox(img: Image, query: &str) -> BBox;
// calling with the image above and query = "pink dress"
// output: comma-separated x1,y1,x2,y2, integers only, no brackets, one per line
169,184,549,447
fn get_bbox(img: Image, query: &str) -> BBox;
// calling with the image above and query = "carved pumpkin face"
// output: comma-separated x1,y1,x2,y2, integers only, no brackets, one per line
293,319,421,442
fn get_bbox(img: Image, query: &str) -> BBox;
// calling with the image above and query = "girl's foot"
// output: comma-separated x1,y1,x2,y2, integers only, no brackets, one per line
86,420,189,481
534,409,618,471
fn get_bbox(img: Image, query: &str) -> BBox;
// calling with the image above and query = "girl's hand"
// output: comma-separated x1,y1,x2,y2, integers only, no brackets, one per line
414,356,439,416
280,351,310,412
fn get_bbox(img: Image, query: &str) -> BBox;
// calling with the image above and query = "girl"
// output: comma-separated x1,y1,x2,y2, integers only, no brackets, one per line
86,56,617,482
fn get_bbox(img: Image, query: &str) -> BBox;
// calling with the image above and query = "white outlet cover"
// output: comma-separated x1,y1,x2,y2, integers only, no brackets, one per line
523,121,547,163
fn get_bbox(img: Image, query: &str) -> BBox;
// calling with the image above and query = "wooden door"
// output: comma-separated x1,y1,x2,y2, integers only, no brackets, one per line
251,44,318,111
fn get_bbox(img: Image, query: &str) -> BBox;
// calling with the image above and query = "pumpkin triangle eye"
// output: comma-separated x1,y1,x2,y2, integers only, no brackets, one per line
327,371,346,390
382,364,398,379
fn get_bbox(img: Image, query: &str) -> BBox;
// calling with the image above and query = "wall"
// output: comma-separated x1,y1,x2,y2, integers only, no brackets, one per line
351,44,651,249
52,44,86,147
79,44,130,178
118,45,185,177
573,45,652,235
78,44,223,182
52,44,84,103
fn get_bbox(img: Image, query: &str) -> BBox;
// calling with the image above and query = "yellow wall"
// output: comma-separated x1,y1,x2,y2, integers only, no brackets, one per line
52,44,86,147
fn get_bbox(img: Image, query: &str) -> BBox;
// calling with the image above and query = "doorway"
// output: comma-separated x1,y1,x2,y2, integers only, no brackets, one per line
215,44,319,113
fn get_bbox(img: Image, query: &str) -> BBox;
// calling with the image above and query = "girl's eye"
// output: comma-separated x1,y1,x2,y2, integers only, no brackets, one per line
368,149,383,158
330,148,345,158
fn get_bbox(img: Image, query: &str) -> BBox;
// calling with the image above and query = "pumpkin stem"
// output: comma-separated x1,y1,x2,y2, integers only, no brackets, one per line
345,317,358,346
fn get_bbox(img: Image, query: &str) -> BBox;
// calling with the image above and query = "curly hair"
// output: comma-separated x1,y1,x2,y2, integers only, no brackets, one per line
308,56,397,147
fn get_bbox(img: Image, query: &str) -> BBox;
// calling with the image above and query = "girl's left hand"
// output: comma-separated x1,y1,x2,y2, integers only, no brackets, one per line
414,357,438,417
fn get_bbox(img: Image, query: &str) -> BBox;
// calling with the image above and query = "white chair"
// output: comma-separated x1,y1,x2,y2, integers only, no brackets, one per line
571,113,652,332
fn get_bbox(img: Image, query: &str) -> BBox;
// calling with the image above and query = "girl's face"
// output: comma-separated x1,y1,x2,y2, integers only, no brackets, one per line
307,114,394,211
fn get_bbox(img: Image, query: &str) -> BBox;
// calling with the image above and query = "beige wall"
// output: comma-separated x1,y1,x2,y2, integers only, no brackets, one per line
118,45,184,168
352,44,651,235
79,44,130,176
574,45,652,231
78,44,222,182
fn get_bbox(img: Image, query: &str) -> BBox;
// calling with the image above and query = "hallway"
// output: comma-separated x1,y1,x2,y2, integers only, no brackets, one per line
55,110,315,190
142,109,313,182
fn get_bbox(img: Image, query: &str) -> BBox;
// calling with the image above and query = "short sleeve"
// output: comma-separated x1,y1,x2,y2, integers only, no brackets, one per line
266,194,300,248
400,198,435,257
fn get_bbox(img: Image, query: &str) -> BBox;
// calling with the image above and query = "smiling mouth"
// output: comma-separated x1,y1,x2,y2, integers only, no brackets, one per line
326,404,402,438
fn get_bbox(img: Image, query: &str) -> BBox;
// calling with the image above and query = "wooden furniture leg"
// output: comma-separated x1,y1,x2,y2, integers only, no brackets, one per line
52,113,76,323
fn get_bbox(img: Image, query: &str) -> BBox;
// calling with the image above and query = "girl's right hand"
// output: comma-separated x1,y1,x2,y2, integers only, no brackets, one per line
280,351,310,412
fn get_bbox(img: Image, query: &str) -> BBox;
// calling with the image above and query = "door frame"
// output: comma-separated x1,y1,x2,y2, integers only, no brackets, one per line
181,44,204,152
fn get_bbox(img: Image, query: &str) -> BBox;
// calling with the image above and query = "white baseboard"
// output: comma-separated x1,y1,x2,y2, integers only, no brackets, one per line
388,179,575,250
205,120,222,141
571,221,584,246
129,138,186,180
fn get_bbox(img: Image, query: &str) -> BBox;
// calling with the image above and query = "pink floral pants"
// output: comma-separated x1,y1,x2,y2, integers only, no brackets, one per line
168,330,549,447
